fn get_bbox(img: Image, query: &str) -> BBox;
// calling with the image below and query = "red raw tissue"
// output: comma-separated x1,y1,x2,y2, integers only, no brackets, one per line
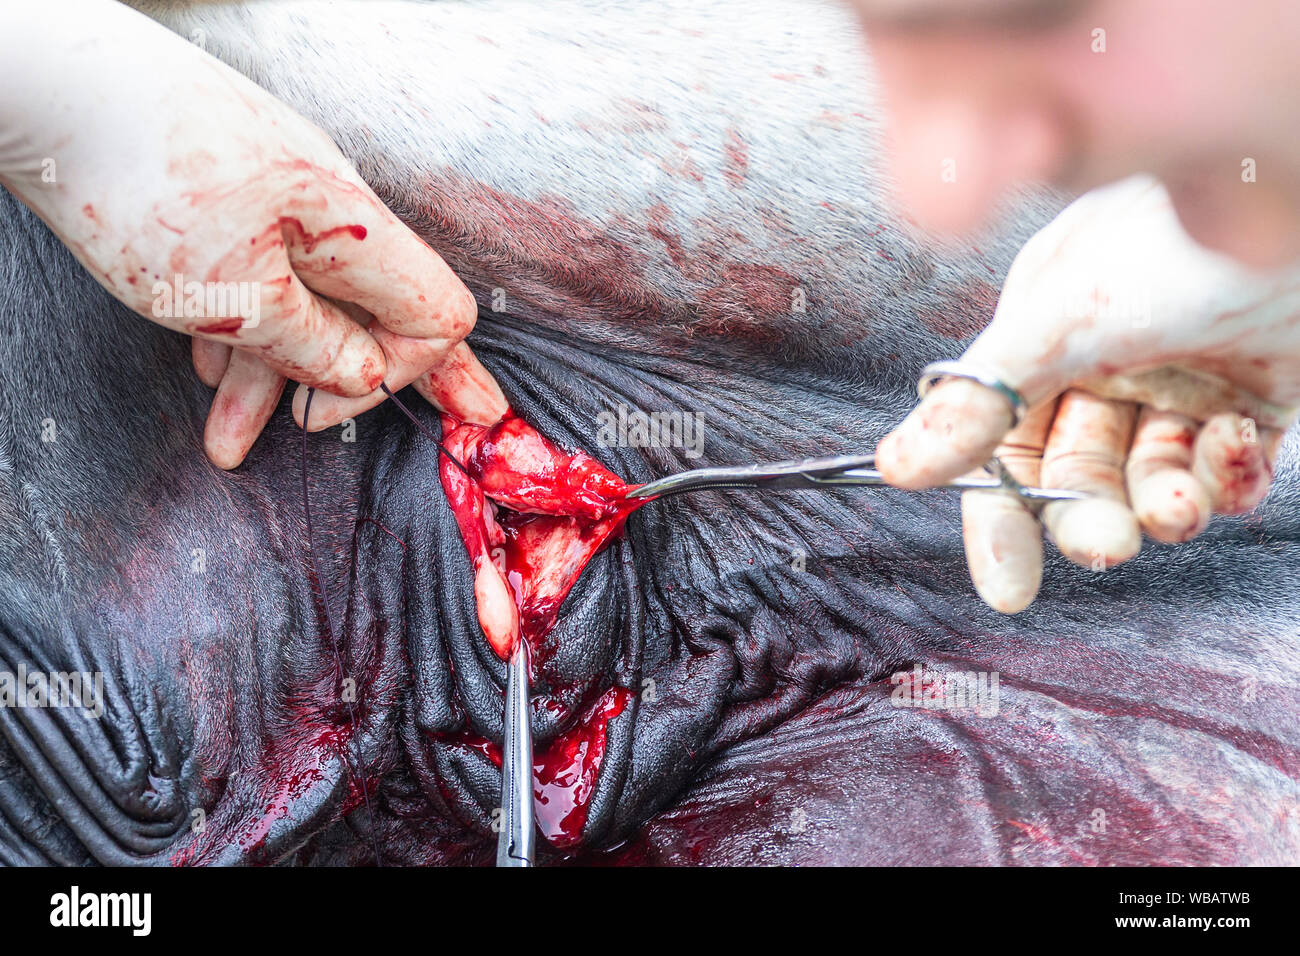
438,410,643,658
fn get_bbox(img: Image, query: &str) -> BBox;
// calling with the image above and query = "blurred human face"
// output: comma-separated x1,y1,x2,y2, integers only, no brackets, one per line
853,0,1300,267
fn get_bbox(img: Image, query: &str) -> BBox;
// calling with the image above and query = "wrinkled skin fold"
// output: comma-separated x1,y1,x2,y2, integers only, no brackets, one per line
1,0,1297,866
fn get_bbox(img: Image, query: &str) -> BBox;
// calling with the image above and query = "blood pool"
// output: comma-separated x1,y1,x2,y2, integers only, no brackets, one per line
532,687,633,847
438,410,646,849
447,687,635,849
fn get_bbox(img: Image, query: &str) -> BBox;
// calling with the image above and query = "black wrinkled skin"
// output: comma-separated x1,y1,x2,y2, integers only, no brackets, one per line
1,0,1297,866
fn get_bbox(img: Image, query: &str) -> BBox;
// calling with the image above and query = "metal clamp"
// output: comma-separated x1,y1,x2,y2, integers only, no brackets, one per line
496,642,535,867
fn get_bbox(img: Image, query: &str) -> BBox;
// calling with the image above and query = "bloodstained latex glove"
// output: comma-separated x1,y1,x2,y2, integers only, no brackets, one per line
876,176,1300,612
0,0,506,469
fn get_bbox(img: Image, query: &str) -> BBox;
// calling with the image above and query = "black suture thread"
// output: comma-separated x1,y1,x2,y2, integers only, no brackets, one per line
301,387,384,867
377,382,471,478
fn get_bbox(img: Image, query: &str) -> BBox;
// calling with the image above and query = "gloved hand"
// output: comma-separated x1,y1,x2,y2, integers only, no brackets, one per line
0,0,506,469
877,176,1300,612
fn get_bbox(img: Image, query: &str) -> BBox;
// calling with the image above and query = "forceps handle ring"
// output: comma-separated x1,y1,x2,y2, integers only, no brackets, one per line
918,360,1030,428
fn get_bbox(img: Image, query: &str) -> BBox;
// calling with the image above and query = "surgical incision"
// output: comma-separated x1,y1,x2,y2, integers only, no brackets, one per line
438,411,644,660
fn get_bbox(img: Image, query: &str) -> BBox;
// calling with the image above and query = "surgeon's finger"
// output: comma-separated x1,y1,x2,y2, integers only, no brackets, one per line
1191,412,1281,514
203,349,287,470
961,400,1056,614
191,263,385,398
1124,407,1210,543
192,338,231,389
1077,366,1297,431
293,328,507,431
291,323,443,431
411,342,509,426
285,196,479,344
877,377,1016,489
1039,389,1141,570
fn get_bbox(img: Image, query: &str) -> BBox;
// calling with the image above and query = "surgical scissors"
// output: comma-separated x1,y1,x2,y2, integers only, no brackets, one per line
496,641,535,867
623,453,1090,504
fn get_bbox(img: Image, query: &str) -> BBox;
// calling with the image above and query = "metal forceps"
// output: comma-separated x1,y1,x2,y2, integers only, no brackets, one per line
496,641,535,867
623,453,1091,505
